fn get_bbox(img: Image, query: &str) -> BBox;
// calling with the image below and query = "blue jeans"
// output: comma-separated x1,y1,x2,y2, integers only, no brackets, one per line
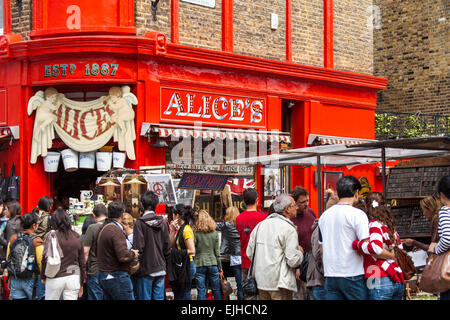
98,271,134,300
368,276,404,300
440,289,450,300
173,261,196,300
34,276,45,300
231,265,243,296
10,277,35,300
311,286,326,300
87,275,104,300
135,275,165,300
195,265,223,300
325,275,369,300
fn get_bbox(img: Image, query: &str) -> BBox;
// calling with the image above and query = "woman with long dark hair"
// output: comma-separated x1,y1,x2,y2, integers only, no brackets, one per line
169,204,196,300
40,208,86,300
35,196,54,238
428,175,450,300
352,192,405,300
6,212,44,300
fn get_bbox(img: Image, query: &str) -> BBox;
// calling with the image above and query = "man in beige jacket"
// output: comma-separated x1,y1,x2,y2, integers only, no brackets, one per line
246,194,304,300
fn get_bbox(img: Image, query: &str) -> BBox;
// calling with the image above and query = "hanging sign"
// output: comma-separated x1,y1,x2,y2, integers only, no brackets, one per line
160,87,266,129
27,86,138,164
178,173,229,191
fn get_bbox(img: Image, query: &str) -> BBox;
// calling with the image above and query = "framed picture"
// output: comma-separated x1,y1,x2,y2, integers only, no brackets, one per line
142,174,177,206
262,166,283,209
173,179,196,206
323,171,344,203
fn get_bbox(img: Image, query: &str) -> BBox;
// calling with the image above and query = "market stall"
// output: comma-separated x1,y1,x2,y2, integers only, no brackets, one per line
227,136,449,214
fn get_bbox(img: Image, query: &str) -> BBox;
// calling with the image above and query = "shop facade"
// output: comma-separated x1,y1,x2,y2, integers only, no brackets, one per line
0,0,388,215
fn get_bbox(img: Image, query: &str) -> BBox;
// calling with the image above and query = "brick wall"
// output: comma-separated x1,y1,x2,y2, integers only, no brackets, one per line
374,0,449,115
10,0,32,40
292,0,324,68
233,0,286,61
333,0,374,75
179,0,221,50
135,0,171,37
7,0,376,76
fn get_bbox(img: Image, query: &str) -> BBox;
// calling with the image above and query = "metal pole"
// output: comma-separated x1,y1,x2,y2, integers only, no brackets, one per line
317,155,322,215
381,147,387,199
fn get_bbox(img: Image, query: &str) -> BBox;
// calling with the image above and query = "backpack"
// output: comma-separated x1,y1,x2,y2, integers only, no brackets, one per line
6,233,38,279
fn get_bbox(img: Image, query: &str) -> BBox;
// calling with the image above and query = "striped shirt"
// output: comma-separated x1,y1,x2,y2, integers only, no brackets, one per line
352,220,404,283
435,206,450,255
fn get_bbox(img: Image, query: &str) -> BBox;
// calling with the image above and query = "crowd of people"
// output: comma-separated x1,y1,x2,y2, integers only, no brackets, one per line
0,174,449,301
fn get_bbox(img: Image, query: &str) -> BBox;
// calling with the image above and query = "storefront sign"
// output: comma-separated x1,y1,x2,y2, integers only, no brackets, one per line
166,163,254,175
43,63,119,78
178,173,229,190
27,86,138,164
161,88,266,129
36,60,135,82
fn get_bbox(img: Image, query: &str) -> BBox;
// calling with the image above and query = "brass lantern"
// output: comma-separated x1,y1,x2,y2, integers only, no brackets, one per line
97,177,122,204
122,174,148,218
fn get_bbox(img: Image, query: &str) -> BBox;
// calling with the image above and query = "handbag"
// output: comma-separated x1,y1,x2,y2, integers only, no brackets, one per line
6,163,20,201
299,251,310,283
219,271,233,296
45,231,61,278
0,164,8,202
242,225,260,298
394,246,416,281
419,251,450,294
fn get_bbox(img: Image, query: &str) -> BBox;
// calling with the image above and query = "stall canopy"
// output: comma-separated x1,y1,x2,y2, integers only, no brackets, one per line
227,136,450,213
140,122,291,143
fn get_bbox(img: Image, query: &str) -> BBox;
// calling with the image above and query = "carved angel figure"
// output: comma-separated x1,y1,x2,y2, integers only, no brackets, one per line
27,87,62,164
107,86,138,160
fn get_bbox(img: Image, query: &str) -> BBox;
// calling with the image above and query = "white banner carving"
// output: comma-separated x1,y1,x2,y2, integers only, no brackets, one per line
27,86,137,164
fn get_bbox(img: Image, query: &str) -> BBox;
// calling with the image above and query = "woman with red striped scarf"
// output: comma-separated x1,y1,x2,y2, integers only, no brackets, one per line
352,192,405,300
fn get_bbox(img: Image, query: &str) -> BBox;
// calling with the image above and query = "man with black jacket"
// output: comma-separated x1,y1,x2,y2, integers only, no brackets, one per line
132,191,171,300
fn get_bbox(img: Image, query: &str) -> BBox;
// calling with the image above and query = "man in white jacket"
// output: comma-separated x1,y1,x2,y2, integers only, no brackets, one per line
246,194,304,300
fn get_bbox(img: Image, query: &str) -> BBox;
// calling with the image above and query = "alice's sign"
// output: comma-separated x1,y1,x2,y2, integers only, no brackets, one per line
161,88,266,129
27,86,138,164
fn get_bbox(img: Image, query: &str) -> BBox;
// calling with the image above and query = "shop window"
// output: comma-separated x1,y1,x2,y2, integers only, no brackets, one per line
48,88,116,211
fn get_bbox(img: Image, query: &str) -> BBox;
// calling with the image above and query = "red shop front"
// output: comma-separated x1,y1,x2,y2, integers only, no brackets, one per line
0,0,388,215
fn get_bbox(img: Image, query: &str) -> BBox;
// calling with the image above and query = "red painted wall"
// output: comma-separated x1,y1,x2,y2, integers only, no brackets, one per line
0,0,387,213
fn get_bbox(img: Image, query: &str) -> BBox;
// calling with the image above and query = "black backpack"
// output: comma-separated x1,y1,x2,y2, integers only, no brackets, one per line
6,233,38,279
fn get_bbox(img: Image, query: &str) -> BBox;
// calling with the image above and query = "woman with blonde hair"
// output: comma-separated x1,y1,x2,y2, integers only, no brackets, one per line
193,209,223,300
216,207,243,299
403,195,442,251
121,213,136,250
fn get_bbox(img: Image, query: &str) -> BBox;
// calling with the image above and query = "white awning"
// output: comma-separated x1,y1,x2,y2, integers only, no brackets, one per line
227,142,449,167
307,133,376,146
0,126,19,142
140,123,291,143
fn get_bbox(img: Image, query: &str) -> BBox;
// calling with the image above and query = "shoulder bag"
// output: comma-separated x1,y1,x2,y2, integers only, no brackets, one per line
419,250,450,294
6,163,20,201
242,224,260,298
394,246,416,281
45,231,62,278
